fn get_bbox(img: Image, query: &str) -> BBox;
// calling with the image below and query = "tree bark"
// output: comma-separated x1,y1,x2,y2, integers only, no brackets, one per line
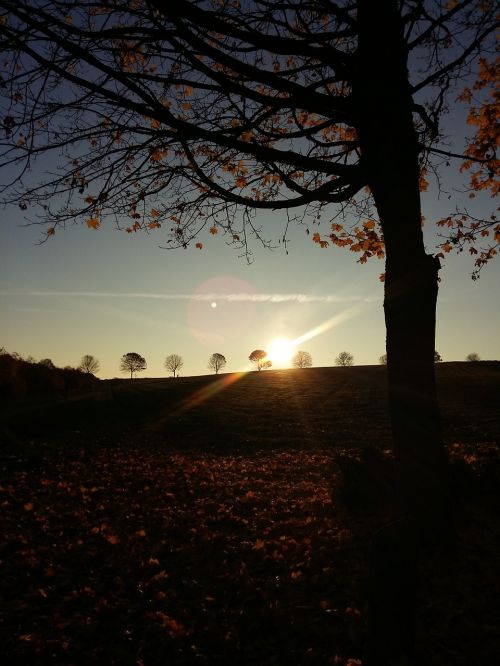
354,1,454,663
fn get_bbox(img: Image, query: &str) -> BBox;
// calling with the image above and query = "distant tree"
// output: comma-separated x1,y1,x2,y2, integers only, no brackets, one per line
208,353,227,375
379,354,387,365
466,352,481,362
335,351,354,367
165,354,184,378
292,351,313,369
79,354,100,375
249,349,268,371
38,358,56,369
262,360,272,370
434,351,443,363
120,352,147,379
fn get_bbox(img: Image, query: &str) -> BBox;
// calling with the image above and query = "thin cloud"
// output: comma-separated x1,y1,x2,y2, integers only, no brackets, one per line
1,290,360,304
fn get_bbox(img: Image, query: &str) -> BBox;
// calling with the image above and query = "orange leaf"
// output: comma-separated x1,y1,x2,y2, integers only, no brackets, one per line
209,226,218,235
252,539,265,550
195,242,203,249
86,217,100,229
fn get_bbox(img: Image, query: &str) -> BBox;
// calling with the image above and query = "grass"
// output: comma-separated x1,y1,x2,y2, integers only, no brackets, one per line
1,363,499,665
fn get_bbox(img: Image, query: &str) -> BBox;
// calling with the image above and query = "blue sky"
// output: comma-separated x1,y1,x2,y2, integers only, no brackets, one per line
1,186,499,379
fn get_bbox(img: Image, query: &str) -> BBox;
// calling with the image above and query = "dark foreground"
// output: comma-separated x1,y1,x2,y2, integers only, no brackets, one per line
1,364,499,665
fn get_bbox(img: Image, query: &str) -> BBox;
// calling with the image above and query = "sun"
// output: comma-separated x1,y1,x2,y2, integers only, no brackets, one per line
267,337,294,365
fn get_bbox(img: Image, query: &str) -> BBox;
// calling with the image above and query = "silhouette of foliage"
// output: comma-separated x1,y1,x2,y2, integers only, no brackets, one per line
208,353,226,375
379,354,387,365
38,358,55,369
466,352,481,362
165,354,184,378
335,352,354,367
120,352,147,379
434,351,443,363
292,351,313,369
249,349,268,371
0,350,96,401
78,354,100,375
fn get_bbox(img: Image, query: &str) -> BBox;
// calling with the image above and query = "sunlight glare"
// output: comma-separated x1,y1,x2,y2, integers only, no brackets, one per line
267,337,294,364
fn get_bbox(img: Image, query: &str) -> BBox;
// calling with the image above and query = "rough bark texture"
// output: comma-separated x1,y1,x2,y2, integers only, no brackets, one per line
354,1,454,663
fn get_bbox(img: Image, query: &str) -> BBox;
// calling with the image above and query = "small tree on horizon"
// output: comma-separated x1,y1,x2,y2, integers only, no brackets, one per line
249,350,268,371
208,353,227,375
120,352,146,379
335,351,354,367
434,350,443,363
466,352,481,362
292,351,313,369
165,354,184,378
379,353,387,365
38,358,56,369
79,354,100,375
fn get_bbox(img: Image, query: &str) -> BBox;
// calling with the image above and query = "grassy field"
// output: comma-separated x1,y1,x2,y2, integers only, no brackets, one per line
1,363,499,665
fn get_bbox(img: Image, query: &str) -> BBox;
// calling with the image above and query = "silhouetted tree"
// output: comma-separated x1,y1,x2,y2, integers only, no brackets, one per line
379,354,388,365
434,350,443,363
120,352,146,379
79,354,100,375
249,349,267,371
208,353,226,375
292,351,313,369
38,358,55,369
165,354,184,378
466,352,481,362
335,351,354,367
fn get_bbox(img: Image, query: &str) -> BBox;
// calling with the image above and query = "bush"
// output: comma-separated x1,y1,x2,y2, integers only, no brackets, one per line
0,352,98,402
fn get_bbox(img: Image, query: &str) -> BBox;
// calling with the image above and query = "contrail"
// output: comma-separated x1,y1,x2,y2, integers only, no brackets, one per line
1,290,363,304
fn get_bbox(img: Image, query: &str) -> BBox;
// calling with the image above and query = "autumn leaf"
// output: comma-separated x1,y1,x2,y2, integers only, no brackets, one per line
86,217,100,229
209,226,218,235
252,539,265,550
195,242,203,249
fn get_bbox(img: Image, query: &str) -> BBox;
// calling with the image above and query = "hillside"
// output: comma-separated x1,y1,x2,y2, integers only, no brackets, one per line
2,362,499,449
1,363,499,665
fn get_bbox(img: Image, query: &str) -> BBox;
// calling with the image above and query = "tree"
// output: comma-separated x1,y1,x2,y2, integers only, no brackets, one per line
38,358,55,369
292,351,313,369
434,350,443,363
249,350,268,371
379,354,387,365
335,351,354,367
208,353,226,375
1,2,497,661
466,352,481,362
119,352,146,379
165,353,184,378
78,354,100,375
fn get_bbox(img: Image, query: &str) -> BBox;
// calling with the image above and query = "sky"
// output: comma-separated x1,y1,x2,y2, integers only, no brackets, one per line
1,180,499,379
0,12,499,379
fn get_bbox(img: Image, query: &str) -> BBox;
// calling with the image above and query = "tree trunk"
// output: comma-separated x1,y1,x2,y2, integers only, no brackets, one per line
354,1,454,663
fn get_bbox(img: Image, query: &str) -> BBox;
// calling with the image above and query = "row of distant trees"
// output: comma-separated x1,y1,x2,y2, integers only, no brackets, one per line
118,351,228,378
379,351,482,364
1,347,485,384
